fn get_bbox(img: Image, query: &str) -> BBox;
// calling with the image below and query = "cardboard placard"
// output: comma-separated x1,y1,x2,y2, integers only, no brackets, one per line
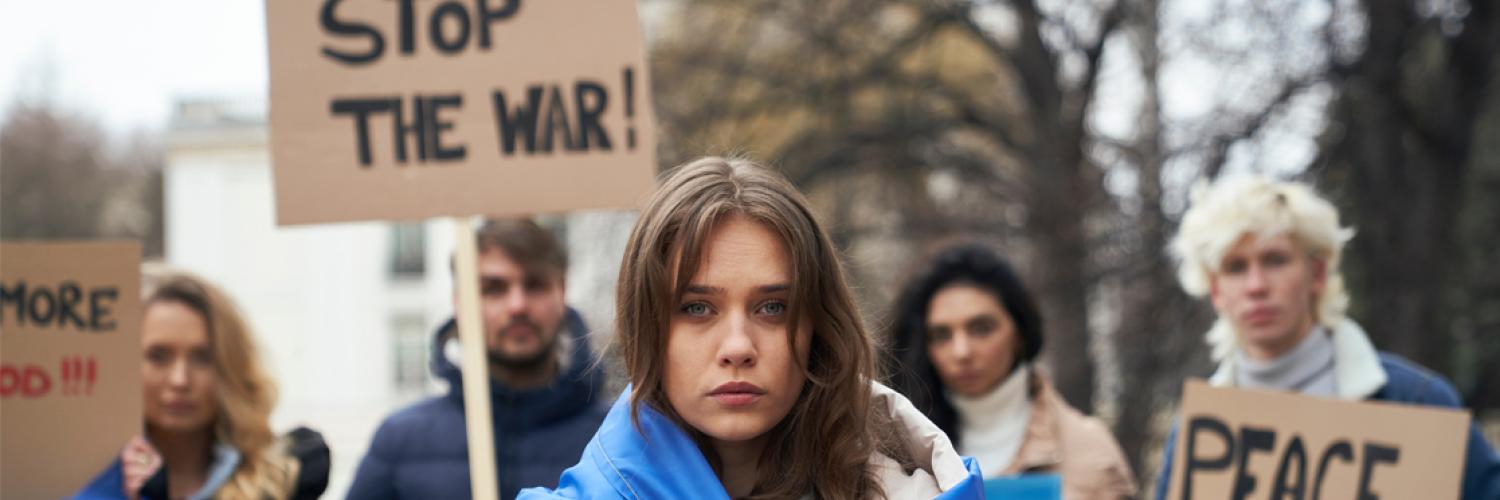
266,0,658,225
1,242,143,499
1167,379,1470,500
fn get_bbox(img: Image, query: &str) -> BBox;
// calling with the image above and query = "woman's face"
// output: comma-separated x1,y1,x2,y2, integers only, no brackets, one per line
663,215,812,445
925,284,1021,397
141,301,219,433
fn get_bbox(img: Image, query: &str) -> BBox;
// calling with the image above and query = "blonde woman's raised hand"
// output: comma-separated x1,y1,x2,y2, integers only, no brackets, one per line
119,435,162,500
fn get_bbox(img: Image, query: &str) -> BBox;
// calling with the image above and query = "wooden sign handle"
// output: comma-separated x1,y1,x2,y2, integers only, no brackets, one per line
452,217,499,500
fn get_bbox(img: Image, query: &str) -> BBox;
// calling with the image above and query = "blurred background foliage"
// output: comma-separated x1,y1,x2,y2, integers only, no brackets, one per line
644,0,1500,487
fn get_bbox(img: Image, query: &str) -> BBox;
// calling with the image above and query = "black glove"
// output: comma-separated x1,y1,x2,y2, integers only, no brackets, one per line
139,463,168,500
287,426,331,500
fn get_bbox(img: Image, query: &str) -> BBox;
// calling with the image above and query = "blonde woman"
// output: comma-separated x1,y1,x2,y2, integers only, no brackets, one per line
521,157,983,499
75,272,328,500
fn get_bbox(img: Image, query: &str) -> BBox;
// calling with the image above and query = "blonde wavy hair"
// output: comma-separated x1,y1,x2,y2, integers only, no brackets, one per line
144,271,298,499
1169,176,1356,360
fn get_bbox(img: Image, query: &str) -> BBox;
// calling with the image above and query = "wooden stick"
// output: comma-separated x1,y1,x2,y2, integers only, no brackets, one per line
452,217,499,500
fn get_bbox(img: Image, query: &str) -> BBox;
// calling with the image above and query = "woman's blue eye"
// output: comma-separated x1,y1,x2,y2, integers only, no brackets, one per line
681,303,711,316
759,302,787,316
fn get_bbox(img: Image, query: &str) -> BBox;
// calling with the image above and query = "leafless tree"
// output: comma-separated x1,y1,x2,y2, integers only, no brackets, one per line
1,101,164,257
646,0,1500,491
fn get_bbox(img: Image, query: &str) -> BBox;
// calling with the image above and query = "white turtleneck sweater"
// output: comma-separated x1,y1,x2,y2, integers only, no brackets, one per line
948,364,1033,478
1233,326,1338,397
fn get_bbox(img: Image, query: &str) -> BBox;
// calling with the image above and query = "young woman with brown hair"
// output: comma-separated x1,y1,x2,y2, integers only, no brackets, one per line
521,157,983,499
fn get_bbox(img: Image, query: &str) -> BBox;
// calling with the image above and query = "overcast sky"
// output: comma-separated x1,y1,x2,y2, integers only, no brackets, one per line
1,0,269,132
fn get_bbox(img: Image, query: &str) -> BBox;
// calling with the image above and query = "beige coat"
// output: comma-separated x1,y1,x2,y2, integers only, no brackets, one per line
998,374,1137,499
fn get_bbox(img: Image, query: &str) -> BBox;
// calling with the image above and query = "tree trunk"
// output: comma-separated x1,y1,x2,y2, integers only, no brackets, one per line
1320,0,1499,376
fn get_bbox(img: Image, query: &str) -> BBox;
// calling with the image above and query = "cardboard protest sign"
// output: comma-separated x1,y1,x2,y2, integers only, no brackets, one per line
1,242,142,499
266,0,658,225
1167,379,1470,500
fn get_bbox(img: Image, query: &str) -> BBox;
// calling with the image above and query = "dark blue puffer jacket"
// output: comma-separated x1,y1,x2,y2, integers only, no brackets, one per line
346,309,610,500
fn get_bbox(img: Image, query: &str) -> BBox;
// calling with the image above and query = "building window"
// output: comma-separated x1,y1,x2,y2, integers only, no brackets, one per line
392,313,429,392
389,222,425,277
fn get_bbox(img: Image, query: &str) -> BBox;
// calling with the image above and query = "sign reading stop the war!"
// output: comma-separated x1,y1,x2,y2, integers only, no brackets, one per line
1167,380,1470,500
265,0,658,225
1,242,143,499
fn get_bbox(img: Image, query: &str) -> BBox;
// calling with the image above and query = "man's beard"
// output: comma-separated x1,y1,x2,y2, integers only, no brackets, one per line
487,320,560,370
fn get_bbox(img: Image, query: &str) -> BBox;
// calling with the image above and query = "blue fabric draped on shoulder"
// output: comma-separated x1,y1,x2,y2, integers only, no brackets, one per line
943,458,986,499
520,387,988,499
518,389,728,499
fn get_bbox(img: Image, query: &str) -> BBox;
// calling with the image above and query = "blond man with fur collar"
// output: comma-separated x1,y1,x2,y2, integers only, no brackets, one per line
1152,176,1500,500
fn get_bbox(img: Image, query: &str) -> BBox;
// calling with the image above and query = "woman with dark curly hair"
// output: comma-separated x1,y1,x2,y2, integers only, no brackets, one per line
888,243,1136,499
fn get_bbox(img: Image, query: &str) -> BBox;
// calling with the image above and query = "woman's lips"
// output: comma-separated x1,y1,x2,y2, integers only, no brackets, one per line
709,381,766,407
711,393,763,406
163,401,198,415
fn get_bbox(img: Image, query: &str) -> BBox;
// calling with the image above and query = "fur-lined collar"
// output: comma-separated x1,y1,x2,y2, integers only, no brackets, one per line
1208,319,1387,400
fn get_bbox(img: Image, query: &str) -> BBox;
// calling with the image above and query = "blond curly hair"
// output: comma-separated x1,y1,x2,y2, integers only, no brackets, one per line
1170,176,1355,360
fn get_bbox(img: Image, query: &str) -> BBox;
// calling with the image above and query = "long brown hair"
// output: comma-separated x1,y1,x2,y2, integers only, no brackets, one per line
145,271,296,499
616,157,893,499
